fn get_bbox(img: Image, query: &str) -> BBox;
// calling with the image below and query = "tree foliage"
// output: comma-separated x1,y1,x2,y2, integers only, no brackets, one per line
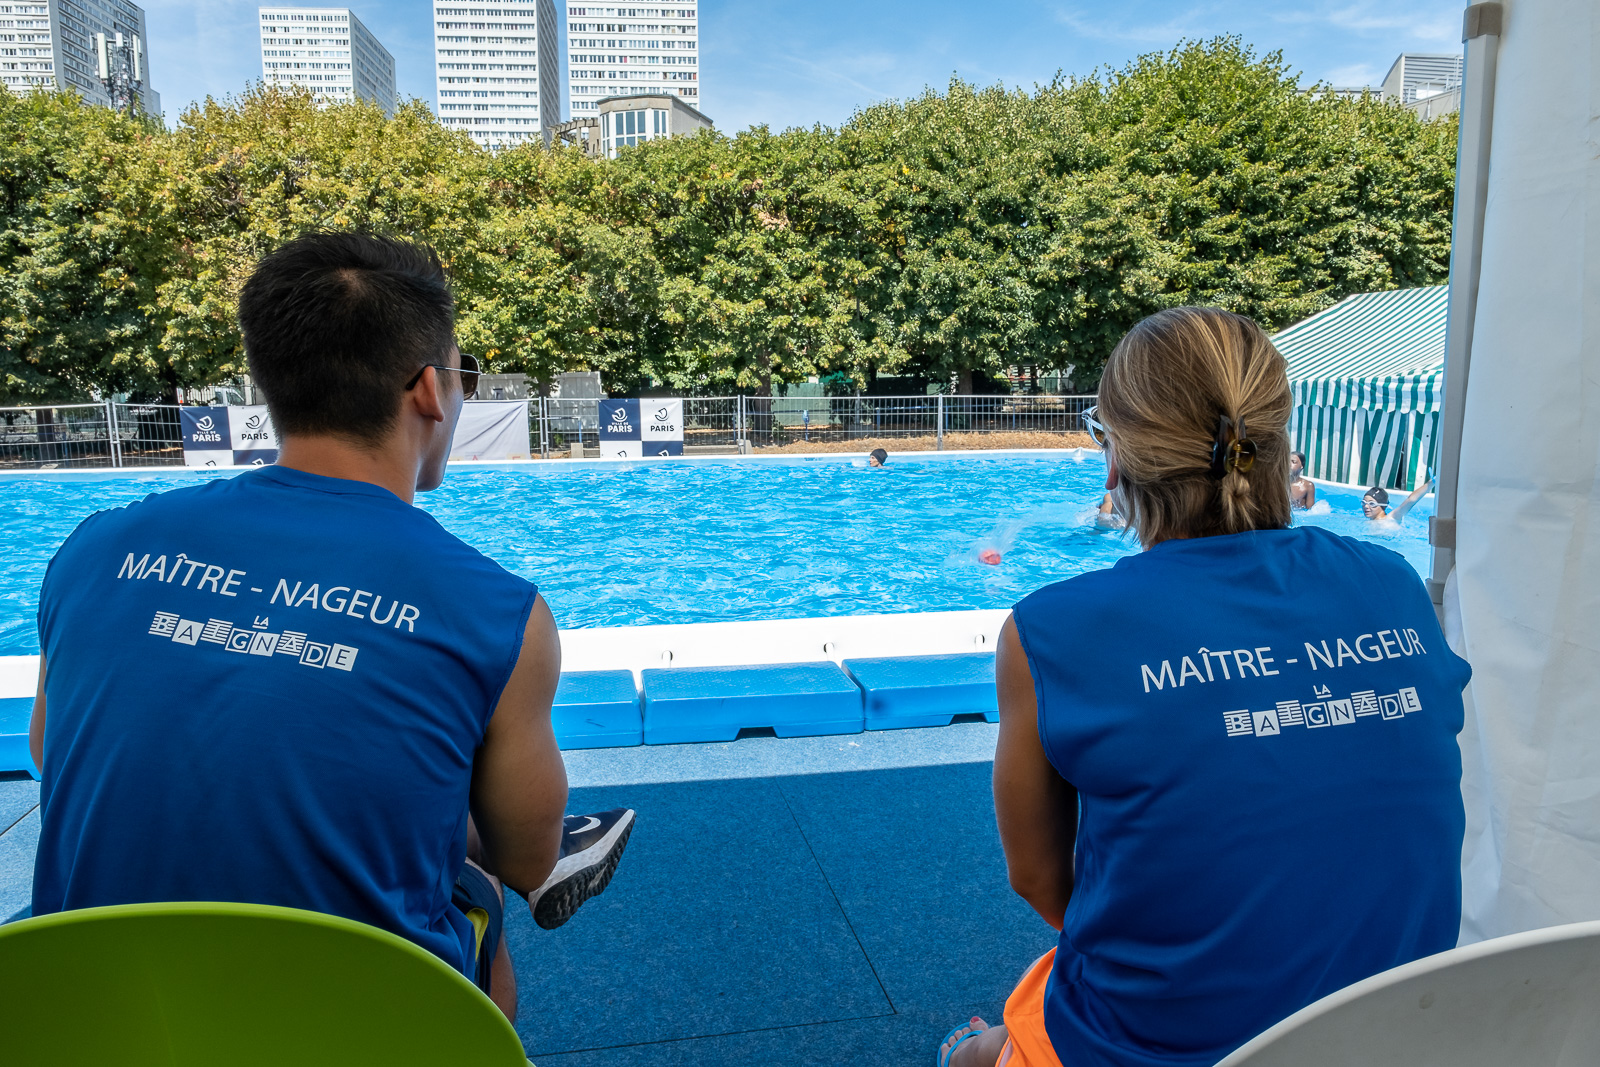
0,39,1458,402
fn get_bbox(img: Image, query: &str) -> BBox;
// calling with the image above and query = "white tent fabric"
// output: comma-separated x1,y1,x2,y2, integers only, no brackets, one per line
1452,0,1600,943
449,400,531,461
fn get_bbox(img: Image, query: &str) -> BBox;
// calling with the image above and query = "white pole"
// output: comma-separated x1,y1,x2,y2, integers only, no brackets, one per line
106,401,122,467
1429,2,1504,615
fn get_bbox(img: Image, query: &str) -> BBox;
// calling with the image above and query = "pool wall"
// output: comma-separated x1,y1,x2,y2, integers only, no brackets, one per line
0,607,1012,770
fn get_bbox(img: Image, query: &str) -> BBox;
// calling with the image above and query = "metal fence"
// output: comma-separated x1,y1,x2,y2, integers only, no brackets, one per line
541,395,1098,455
0,403,188,469
0,395,1098,469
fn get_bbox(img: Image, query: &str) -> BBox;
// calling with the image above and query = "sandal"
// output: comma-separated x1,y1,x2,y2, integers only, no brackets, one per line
937,1017,987,1067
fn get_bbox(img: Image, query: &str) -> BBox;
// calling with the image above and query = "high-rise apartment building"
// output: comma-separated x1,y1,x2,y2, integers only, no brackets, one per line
565,4,699,118
259,7,396,118
1,0,160,117
432,0,559,148
1380,53,1463,104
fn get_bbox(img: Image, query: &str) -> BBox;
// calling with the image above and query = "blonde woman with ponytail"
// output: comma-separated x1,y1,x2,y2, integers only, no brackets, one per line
937,309,1472,1067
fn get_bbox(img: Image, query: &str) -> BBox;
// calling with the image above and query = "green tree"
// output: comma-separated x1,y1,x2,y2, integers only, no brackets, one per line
158,85,494,388
0,39,1458,403
0,90,177,402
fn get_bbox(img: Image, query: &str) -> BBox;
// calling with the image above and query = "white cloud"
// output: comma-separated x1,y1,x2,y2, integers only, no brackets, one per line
1272,2,1459,46
1048,3,1216,45
1324,62,1382,87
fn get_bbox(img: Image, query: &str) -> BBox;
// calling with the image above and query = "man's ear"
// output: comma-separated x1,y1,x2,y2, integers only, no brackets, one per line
406,366,449,425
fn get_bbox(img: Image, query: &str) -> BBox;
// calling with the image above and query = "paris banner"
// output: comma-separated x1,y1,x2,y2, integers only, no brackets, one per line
180,406,279,467
597,399,684,457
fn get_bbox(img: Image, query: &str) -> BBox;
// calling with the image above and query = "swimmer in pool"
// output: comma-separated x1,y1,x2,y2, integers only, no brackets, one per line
1289,451,1316,510
1363,475,1433,523
868,448,888,468
1082,408,1127,531
1095,493,1126,530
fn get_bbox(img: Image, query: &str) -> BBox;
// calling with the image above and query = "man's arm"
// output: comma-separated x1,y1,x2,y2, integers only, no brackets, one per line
1390,476,1434,524
994,614,1078,931
29,655,45,775
469,594,568,897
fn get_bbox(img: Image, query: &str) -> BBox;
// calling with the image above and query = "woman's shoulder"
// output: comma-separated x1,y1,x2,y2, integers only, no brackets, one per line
1014,553,1153,624
1292,524,1417,577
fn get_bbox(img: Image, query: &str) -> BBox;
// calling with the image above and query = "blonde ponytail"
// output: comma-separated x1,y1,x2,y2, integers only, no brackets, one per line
1099,307,1292,547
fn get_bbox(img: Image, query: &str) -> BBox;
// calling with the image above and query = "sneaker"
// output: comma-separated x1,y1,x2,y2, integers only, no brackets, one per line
528,808,636,930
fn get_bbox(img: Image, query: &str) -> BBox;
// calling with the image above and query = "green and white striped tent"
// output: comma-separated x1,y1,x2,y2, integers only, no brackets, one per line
1273,285,1447,491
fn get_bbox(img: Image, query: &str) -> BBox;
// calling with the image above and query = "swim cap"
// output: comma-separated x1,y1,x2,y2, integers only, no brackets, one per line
1363,487,1390,505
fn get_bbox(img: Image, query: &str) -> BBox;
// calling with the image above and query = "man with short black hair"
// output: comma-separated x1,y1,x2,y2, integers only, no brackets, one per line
30,231,631,1023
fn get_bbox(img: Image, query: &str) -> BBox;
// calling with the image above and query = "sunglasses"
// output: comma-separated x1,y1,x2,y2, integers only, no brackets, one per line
404,353,480,400
1081,405,1110,448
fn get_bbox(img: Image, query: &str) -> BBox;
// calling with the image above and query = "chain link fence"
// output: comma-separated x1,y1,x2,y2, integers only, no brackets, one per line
0,395,1098,469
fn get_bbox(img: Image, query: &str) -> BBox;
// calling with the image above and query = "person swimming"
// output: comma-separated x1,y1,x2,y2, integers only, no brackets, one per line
1095,492,1126,530
868,448,889,468
1289,451,1316,510
1363,475,1433,523
1082,407,1128,531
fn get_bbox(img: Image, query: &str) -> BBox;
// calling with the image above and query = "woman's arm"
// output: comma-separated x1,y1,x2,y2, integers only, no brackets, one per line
1390,476,1434,524
994,614,1079,931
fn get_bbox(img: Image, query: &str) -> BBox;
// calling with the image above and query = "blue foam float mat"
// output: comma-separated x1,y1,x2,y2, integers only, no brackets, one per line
0,697,37,780
553,670,642,749
842,653,999,730
640,662,863,744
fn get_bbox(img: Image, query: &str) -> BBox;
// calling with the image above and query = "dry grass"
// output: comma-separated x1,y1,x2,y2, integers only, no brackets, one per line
753,431,1098,454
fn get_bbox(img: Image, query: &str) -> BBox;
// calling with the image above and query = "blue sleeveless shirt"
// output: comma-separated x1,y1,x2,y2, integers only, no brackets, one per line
1012,526,1470,1067
33,466,537,976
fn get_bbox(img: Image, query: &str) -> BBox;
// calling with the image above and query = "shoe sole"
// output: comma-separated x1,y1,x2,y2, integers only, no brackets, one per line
530,809,636,930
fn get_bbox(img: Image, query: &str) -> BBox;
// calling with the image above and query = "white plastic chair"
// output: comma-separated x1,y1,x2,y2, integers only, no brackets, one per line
1216,920,1600,1067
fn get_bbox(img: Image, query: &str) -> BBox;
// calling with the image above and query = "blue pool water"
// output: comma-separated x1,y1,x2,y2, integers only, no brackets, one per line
0,454,1432,655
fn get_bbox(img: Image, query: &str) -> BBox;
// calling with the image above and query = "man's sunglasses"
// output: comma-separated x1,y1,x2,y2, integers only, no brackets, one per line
404,353,480,399
1081,405,1110,448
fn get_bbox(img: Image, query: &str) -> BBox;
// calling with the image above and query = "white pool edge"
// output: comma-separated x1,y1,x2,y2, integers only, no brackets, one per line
0,607,1011,698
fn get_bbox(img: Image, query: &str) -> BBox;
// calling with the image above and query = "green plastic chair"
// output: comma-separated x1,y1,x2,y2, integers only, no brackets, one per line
0,901,531,1066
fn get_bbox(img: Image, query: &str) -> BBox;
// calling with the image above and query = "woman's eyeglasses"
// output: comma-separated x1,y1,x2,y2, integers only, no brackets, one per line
404,353,480,400
1081,405,1110,449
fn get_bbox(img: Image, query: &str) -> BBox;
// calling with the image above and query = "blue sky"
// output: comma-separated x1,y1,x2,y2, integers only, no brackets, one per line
142,0,1465,132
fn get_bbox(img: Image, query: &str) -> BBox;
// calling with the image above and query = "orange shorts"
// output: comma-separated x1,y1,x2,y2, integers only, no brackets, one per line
995,949,1066,1067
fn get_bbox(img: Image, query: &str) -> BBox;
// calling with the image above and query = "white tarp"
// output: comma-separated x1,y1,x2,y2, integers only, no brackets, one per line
449,400,530,461
1452,0,1600,942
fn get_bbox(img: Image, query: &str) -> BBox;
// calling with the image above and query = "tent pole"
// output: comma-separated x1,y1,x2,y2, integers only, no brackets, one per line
1429,2,1504,618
